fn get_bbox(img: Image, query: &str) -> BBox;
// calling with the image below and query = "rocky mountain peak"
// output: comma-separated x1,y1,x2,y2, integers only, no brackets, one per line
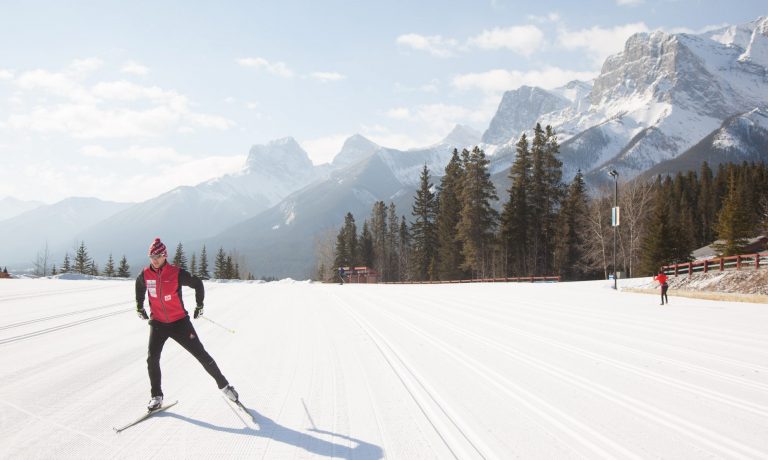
244,137,314,175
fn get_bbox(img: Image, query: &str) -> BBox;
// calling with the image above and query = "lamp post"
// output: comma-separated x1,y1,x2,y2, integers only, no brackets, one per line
608,170,619,290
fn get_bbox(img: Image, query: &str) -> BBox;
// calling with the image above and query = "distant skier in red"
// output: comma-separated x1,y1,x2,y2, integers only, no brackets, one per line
135,237,239,411
654,270,669,305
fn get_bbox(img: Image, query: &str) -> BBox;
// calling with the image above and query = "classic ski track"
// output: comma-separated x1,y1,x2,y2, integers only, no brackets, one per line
0,301,131,331
414,292,768,392
0,284,115,303
0,308,132,345
382,295,768,459
478,291,768,350
338,301,389,455
334,291,501,460
441,291,768,375
259,304,306,460
344,291,644,460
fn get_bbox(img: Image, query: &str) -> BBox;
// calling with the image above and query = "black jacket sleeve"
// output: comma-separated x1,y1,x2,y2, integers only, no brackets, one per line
179,269,205,307
135,272,146,309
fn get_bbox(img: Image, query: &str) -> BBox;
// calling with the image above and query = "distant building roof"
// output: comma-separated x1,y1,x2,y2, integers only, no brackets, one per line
692,235,768,260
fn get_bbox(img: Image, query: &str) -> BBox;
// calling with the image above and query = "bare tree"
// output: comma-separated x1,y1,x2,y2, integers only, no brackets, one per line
585,193,611,279
619,178,655,278
313,227,338,282
33,241,51,277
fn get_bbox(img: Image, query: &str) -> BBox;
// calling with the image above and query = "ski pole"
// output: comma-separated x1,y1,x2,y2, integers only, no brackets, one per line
201,316,236,334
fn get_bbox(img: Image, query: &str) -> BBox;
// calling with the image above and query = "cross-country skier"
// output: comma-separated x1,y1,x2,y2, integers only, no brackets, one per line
338,266,345,285
135,237,239,410
654,270,669,305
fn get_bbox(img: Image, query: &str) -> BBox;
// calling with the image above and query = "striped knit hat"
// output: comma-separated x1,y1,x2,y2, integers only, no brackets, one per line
148,238,167,257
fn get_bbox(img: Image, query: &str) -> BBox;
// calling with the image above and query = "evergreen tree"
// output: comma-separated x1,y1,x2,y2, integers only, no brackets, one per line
89,260,99,276
173,242,188,270
189,253,197,277
104,254,116,277
387,203,400,281
225,255,234,279
359,221,374,267
436,149,466,280
214,247,227,279
399,216,411,281
640,177,678,274
713,171,752,255
554,171,590,280
74,241,92,274
334,212,358,270
527,124,564,275
370,202,388,278
117,256,130,277
500,135,532,276
411,164,438,281
61,253,72,273
199,246,210,279
457,146,499,277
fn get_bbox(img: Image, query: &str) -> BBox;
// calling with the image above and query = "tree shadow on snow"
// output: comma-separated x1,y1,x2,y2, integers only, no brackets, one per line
160,403,384,460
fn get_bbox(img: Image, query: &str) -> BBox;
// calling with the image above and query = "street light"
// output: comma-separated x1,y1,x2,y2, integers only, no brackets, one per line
608,169,619,290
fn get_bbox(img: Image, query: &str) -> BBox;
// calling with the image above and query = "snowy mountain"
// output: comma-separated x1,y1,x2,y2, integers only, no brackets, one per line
200,127,481,278
482,86,571,145
0,196,44,221
0,197,132,268
641,107,768,179
542,16,768,186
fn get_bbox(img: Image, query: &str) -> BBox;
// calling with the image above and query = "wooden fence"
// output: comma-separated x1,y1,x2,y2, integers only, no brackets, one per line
383,276,560,284
663,252,768,277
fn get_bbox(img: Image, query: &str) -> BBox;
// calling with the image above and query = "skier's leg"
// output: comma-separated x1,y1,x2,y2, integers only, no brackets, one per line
172,318,229,389
147,322,170,397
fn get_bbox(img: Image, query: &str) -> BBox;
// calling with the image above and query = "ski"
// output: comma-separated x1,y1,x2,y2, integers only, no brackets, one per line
223,396,257,428
113,400,178,433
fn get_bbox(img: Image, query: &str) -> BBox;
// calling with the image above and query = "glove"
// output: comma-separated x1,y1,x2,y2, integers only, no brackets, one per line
194,305,204,319
137,307,149,320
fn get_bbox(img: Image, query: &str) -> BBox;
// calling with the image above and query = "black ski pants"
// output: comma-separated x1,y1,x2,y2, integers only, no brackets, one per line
661,283,669,304
147,316,228,397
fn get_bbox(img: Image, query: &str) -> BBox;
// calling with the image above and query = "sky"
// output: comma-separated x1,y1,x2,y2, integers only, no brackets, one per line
0,0,766,204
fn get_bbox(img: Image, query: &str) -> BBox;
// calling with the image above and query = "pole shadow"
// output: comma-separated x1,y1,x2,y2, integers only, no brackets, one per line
159,403,383,460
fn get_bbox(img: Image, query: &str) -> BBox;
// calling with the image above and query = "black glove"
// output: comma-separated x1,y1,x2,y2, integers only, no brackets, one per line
137,307,149,320
194,305,204,319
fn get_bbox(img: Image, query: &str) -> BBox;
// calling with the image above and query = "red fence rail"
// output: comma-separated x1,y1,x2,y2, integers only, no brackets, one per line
383,276,560,284
663,252,768,277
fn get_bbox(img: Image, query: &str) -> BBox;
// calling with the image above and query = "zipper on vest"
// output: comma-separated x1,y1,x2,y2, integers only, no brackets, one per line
157,267,170,322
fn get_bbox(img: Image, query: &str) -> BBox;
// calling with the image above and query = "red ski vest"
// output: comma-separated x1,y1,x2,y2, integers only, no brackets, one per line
142,264,187,323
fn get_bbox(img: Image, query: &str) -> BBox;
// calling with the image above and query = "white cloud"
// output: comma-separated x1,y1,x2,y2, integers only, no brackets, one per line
616,0,644,5
80,145,189,163
236,57,295,78
120,61,150,76
558,22,649,66
468,25,545,56
17,153,247,202
396,33,458,58
301,134,349,165
371,103,488,150
527,13,561,23
309,71,346,82
386,107,411,119
4,60,234,139
0,69,14,80
452,67,598,94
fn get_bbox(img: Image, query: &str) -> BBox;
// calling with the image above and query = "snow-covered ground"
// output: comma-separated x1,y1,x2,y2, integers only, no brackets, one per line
1,277,766,459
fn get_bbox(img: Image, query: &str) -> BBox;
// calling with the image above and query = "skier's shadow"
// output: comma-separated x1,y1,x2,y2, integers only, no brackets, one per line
162,404,383,460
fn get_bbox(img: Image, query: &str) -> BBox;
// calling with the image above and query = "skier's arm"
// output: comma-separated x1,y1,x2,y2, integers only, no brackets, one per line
135,273,149,319
179,269,205,307
135,272,146,309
